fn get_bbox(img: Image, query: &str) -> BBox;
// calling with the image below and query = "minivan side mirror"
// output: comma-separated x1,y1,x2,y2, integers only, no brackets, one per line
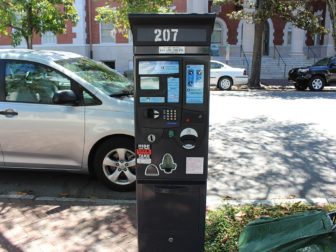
52,90,78,105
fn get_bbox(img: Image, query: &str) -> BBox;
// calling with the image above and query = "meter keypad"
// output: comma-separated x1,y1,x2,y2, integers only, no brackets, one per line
163,109,177,121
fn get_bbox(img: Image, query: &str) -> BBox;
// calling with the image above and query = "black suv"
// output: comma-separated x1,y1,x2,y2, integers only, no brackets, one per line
288,56,336,91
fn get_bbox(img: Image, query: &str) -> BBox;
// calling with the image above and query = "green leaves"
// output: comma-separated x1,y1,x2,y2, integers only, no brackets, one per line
213,0,327,34
0,0,78,48
95,0,174,37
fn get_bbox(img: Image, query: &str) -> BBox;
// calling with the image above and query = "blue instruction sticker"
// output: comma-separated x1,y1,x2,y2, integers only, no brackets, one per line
186,65,204,104
167,77,179,103
139,61,179,75
140,97,165,103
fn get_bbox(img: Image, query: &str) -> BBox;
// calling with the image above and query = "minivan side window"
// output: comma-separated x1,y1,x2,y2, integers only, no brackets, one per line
5,62,71,104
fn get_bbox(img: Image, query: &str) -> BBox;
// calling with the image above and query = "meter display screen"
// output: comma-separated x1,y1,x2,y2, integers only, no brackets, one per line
140,77,160,90
186,65,204,104
139,61,179,75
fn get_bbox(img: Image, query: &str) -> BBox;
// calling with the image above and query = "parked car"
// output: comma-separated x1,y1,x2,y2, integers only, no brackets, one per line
0,49,135,191
210,60,248,90
288,56,336,91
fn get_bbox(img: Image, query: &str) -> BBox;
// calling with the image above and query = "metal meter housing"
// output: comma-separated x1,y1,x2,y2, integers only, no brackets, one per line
130,13,215,252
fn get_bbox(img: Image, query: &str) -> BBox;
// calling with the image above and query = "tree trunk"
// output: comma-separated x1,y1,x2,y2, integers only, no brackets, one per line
327,0,336,52
26,36,33,49
26,2,33,49
248,21,264,89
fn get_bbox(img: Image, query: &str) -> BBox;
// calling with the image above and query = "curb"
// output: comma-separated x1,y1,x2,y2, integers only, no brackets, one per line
1,194,336,208
0,194,136,206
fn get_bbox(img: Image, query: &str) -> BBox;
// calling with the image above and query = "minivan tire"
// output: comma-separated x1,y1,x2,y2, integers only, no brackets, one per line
93,137,136,191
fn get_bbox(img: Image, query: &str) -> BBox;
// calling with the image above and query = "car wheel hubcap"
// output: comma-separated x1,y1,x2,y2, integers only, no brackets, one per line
312,79,322,89
102,148,136,185
220,79,231,89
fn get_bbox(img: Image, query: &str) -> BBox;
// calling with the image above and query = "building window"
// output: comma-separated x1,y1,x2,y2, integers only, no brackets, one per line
42,31,57,44
286,23,292,45
211,22,222,44
100,23,116,43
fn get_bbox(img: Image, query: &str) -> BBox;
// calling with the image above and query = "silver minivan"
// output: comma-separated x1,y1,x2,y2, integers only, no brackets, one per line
0,49,135,191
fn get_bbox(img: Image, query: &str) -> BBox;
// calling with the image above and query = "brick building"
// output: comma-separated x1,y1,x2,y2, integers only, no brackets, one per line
0,0,334,74
210,0,335,59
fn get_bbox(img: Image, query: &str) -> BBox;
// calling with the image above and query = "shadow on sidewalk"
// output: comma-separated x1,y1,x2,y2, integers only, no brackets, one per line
0,200,137,251
208,116,336,200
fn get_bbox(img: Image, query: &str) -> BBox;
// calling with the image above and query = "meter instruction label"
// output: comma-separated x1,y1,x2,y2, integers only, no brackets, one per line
167,77,180,103
159,46,185,54
186,65,204,104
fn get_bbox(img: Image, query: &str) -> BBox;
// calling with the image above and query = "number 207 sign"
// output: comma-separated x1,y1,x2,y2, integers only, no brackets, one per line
136,27,207,43
154,29,178,42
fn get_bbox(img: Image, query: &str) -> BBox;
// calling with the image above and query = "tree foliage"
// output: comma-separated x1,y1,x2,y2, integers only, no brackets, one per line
0,0,78,49
213,0,328,88
95,0,174,36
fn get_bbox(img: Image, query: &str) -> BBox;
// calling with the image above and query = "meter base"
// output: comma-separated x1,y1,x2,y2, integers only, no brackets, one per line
137,182,206,252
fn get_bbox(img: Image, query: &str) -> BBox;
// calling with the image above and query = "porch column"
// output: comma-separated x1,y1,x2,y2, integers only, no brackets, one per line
241,21,254,55
187,0,208,13
325,5,336,56
290,26,305,57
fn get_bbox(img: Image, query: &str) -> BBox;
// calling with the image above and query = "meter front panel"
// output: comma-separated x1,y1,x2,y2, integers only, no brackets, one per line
135,56,209,181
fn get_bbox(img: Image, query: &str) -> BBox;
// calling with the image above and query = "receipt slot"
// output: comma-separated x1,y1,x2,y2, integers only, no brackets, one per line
129,14,215,252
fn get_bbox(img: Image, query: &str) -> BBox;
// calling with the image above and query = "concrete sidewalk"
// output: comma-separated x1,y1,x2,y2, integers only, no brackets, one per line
0,199,136,252
2,195,336,252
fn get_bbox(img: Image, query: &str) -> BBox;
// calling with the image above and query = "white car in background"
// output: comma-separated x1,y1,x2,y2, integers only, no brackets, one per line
210,60,248,90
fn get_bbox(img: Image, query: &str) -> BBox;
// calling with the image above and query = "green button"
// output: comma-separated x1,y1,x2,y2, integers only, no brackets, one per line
168,130,175,138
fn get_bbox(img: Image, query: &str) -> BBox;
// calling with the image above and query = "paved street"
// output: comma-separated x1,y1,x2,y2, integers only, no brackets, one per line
1,89,336,202
208,90,336,201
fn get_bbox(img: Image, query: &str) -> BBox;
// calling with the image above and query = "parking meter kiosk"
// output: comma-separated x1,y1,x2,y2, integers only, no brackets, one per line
129,14,215,252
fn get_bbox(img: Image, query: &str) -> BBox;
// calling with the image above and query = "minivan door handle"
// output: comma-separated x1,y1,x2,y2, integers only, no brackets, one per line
0,109,18,116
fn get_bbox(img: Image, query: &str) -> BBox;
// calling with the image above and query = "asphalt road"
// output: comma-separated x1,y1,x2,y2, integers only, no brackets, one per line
1,89,336,201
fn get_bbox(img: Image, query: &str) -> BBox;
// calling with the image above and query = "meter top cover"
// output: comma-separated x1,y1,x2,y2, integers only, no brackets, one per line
129,13,216,47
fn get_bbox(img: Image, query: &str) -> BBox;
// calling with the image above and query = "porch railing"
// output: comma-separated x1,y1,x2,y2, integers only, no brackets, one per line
273,46,287,77
307,46,318,63
240,45,250,75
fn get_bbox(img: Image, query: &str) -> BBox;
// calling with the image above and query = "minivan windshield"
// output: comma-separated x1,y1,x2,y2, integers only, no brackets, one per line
56,57,133,97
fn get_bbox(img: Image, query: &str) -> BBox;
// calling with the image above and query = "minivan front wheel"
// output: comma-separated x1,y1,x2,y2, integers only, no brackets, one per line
93,137,136,191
